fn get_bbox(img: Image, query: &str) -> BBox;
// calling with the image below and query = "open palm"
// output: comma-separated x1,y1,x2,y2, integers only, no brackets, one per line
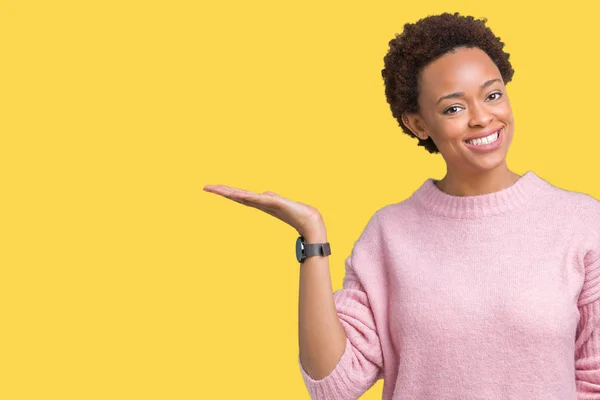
203,184,323,236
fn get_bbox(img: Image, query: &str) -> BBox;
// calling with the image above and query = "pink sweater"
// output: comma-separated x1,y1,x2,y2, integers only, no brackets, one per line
298,171,600,400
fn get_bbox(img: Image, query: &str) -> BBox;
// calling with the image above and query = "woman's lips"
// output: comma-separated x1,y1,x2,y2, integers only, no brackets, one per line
463,128,503,152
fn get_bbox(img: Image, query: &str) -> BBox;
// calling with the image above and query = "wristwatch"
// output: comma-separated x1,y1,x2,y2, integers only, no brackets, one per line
296,235,331,263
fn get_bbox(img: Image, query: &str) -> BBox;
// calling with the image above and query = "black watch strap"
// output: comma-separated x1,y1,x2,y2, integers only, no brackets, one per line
304,242,331,257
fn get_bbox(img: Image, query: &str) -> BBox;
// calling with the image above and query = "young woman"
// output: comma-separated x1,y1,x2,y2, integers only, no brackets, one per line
203,12,600,399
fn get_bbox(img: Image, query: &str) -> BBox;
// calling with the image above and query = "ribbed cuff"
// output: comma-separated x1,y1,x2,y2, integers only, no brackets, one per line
298,336,357,400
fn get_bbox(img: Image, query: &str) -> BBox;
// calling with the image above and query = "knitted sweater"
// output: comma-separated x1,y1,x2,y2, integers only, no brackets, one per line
298,171,600,400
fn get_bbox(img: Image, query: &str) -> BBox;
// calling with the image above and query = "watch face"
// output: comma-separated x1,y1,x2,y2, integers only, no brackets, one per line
296,236,305,262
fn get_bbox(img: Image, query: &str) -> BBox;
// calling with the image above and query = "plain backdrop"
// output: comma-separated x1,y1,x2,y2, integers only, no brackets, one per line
2,1,600,399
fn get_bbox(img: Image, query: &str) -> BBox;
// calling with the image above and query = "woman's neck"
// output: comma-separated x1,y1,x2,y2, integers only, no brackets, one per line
434,166,522,197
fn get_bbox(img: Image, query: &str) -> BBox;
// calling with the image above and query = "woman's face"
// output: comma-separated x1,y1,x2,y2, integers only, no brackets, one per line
405,46,514,175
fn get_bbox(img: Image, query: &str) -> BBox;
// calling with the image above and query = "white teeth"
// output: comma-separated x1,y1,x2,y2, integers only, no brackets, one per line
466,130,500,145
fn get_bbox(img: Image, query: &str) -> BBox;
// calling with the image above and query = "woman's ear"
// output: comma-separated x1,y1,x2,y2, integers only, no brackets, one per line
402,113,429,141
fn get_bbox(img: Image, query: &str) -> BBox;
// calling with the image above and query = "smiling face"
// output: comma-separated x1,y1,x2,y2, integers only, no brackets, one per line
404,46,514,175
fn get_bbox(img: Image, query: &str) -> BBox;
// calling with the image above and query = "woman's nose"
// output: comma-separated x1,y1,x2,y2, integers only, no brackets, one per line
468,102,493,127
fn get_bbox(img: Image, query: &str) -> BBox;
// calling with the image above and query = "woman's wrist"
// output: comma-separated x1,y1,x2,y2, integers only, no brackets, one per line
303,227,328,243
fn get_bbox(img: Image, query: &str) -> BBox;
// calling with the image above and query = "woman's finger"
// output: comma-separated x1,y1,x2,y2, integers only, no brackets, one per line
204,186,256,202
206,186,279,209
204,185,255,197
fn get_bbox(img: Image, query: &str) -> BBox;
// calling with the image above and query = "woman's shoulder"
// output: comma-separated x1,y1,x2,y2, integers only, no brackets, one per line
542,181,600,220
352,200,415,240
373,196,423,224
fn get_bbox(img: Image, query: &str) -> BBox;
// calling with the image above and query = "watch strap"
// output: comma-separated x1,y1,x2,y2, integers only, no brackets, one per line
304,242,331,257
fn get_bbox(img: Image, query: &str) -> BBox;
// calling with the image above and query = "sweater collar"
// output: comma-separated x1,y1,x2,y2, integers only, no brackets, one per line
412,170,550,219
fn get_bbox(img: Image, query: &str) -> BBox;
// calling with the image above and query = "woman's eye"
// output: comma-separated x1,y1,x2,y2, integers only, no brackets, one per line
488,92,503,101
443,106,462,115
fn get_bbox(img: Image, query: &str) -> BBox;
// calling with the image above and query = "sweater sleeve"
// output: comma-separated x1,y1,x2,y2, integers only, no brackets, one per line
297,253,384,400
575,253,600,399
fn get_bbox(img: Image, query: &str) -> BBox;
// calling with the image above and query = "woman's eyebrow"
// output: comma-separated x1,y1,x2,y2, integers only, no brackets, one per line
435,78,502,105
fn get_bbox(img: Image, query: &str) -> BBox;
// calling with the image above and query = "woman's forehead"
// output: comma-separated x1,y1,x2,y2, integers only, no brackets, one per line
419,48,503,98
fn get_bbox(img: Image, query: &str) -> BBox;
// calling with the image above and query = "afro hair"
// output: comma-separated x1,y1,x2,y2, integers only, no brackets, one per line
381,12,515,154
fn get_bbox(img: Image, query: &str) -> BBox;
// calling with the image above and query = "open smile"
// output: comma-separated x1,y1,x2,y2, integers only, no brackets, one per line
463,128,503,152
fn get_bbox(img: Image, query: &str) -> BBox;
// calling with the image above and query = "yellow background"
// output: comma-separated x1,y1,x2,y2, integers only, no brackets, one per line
2,0,599,399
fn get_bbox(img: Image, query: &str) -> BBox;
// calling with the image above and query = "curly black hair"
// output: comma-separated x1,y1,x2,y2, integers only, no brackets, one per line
381,12,515,154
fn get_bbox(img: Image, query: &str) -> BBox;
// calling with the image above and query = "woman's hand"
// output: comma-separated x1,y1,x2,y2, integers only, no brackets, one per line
203,184,325,238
